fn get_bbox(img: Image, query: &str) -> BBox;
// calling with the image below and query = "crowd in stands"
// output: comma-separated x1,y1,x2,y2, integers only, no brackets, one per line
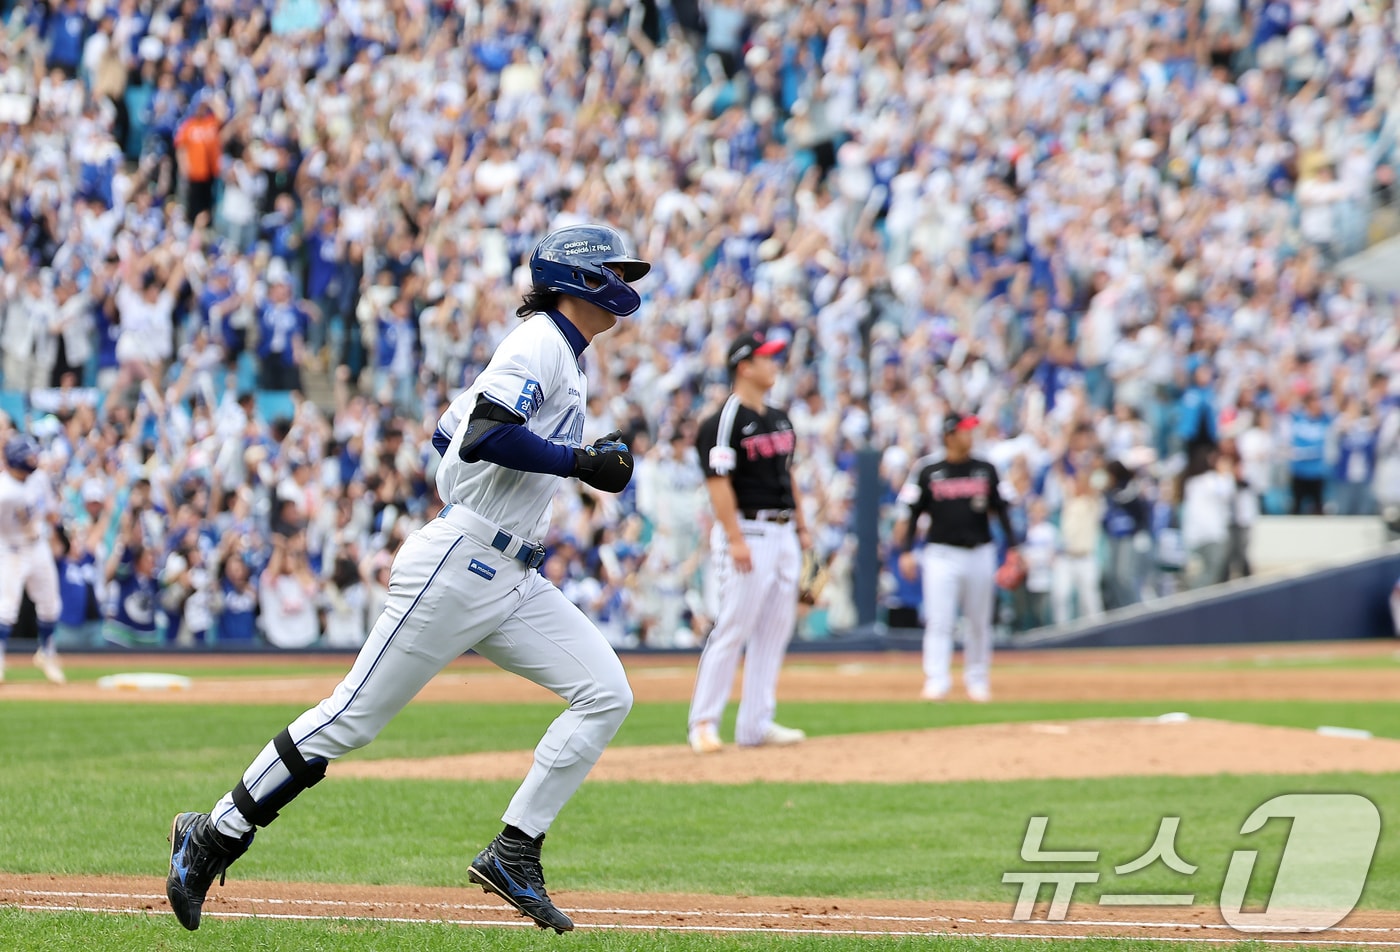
3,0,1400,649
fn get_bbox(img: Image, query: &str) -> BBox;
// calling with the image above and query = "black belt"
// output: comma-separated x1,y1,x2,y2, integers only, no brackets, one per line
928,539,986,549
742,509,794,524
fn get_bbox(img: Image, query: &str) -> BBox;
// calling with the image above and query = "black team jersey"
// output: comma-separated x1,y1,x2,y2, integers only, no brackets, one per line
901,457,1016,549
696,395,796,511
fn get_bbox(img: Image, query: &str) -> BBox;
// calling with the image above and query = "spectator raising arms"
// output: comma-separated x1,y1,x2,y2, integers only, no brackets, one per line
256,270,310,392
321,555,368,649
3,0,1400,649
216,555,259,645
103,533,160,648
54,524,103,649
114,250,184,382
258,532,319,649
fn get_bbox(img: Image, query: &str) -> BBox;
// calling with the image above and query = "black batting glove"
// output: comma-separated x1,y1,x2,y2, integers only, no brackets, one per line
590,430,629,454
573,430,633,492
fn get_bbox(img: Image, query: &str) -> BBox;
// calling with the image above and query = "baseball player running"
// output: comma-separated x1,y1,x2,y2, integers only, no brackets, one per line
0,435,65,685
166,225,649,934
687,330,810,753
898,414,1016,701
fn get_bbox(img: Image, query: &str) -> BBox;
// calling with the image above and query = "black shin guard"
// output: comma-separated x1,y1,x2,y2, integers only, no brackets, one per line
231,728,328,828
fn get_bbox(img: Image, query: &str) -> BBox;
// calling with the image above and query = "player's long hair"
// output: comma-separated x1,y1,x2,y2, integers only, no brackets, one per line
516,286,561,319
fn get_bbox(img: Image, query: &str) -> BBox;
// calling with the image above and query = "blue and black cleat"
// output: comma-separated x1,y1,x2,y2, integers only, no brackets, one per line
468,833,574,933
166,812,253,930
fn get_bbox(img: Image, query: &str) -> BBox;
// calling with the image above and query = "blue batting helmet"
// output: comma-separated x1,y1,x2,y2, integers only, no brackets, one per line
529,224,651,317
4,435,37,475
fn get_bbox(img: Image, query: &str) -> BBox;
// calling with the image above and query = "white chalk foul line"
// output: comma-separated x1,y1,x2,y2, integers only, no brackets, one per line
981,917,1400,936
7,889,562,915
8,890,1400,933
6,889,1400,945
5,889,794,919
13,904,1400,945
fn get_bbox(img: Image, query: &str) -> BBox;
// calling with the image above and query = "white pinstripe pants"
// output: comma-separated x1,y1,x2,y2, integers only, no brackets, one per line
688,519,801,746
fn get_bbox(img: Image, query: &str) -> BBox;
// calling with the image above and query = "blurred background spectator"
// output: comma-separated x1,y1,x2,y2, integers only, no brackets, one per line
0,0,1398,649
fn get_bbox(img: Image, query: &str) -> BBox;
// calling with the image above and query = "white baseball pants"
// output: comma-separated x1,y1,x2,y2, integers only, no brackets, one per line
212,513,633,840
0,541,60,624
689,519,800,746
918,542,996,696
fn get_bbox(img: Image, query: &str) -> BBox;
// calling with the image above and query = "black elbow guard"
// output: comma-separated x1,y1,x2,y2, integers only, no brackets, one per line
458,395,527,463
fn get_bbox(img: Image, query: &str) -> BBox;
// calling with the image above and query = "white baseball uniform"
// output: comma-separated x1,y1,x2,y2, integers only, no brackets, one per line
0,469,61,626
211,311,632,840
899,454,1012,698
688,395,802,747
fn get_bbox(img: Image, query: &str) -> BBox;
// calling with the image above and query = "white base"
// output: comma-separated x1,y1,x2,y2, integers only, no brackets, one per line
96,672,193,691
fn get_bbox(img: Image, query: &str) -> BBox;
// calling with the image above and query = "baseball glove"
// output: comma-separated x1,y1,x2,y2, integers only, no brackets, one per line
995,548,1027,590
798,550,829,606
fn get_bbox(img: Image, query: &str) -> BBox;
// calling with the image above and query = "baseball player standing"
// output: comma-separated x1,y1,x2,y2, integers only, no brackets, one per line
0,435,65,684
898,414,1016,701
166,225,649,934
687,330,810,753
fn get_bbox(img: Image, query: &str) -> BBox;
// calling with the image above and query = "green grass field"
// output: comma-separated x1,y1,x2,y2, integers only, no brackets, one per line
2,683,1396,950
0,911,1291,952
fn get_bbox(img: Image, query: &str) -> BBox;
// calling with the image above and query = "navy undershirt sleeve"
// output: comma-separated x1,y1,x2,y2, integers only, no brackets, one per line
473,424,576,477
431,426,452,456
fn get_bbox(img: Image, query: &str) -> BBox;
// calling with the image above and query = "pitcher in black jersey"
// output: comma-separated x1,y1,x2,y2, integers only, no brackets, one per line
686,330,810,753
898,413,1017,702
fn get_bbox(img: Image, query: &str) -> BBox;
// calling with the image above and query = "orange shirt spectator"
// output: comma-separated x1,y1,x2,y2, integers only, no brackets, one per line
174,105,221,184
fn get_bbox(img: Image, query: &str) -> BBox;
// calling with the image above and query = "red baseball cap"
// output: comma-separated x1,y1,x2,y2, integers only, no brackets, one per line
942,412,980,438
728,330,786,367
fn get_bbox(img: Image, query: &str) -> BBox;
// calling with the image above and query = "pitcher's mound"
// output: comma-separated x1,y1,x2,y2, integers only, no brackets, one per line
337,717,1397,784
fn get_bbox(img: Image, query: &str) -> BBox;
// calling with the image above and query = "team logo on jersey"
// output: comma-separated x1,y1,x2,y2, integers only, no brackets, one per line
929,475,989,500
516,380,544,418
741,429,795,461
124,590,155,626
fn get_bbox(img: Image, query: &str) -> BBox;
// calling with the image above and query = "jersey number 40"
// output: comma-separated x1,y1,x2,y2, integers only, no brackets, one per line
549,410,586,446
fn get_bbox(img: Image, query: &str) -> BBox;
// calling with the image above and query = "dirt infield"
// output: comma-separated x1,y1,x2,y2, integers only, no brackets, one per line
335,718,1400,785
5,873,1400,944
5,640,1400,705
9,642,1400,944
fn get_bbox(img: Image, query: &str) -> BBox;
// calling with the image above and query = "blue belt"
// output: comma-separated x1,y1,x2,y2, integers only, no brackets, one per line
438,504,548,570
